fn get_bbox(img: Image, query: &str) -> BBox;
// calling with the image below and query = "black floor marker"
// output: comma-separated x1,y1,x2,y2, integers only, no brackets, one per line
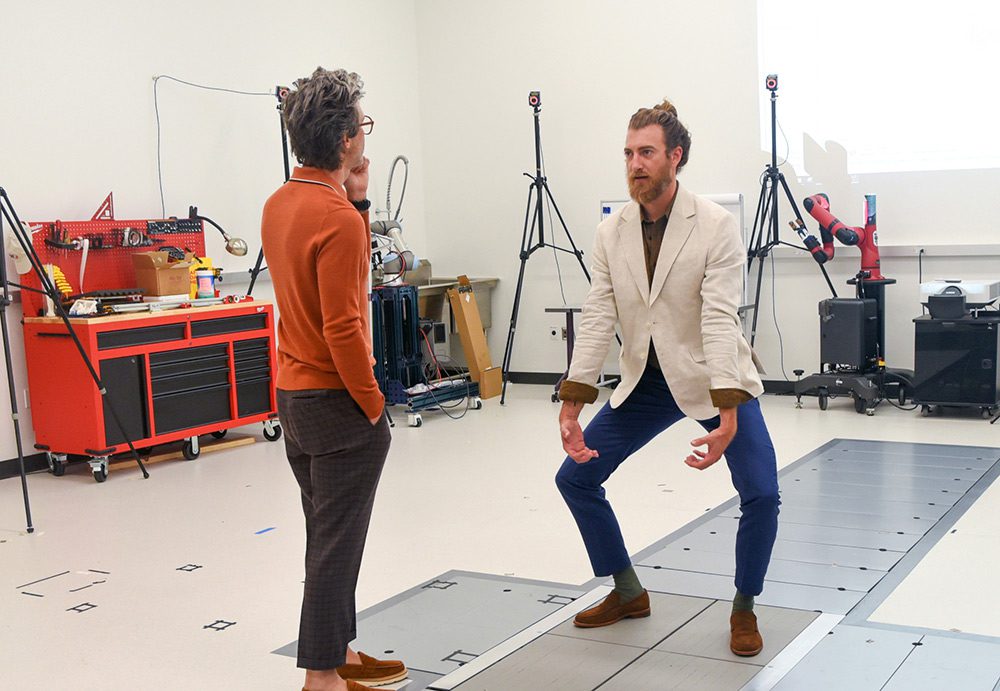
442,650,478,666
204,620,236,631
16,571,70,589
423,579,458,590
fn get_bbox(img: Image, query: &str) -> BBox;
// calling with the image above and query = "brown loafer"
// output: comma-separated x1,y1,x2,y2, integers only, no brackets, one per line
574,590,651,628
730,610,763,657
335,651,408,686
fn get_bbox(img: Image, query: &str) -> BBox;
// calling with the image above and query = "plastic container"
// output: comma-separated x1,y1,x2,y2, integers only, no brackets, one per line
195,268,216,298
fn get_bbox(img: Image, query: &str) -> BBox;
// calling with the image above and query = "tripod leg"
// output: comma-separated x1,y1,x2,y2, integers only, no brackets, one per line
542,184,623,349
543,184,591,283
500,185,540,404
247,246,266,296
776,173,838,297
0,190,150,478
0,268,33,532
747,179,777,346
746,180,769,270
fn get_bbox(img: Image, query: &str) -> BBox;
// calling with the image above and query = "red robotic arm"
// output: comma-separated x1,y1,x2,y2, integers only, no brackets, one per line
801,193,884,280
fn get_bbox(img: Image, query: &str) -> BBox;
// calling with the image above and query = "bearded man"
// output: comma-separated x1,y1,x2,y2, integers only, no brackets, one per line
554,99,780,657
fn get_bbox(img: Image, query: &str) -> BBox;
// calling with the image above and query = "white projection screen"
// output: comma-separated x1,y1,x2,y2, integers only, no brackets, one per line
756,1,1000,246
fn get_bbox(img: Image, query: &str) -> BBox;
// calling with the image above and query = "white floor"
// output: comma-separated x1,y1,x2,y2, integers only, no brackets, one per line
1,384,999,689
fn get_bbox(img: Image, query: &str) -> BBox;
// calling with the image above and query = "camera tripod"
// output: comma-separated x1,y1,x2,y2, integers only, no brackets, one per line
500,93,593,405
745,75,836,346
0,187,151,532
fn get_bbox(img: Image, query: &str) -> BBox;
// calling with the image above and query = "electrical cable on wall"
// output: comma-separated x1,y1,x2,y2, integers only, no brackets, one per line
152,75,272,217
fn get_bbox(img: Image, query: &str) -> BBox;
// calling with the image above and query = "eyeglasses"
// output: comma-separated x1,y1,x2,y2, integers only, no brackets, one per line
359,116,374,135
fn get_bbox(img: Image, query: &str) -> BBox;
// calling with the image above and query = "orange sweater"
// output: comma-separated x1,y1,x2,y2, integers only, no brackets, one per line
261,166,384,420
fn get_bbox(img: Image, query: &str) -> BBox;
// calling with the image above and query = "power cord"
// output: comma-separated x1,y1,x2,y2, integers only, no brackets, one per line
153,74,272,217
769,251,790,380
539,141,568,305
386,155,409,222
416,327,472,420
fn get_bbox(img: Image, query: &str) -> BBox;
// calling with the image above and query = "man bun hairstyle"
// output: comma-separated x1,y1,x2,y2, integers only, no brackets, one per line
282,67,365,171
629,98,691,172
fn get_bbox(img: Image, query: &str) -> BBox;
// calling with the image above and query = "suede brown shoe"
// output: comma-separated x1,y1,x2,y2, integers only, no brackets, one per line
574,590,651,628
335,651,408,686
730,610,763,657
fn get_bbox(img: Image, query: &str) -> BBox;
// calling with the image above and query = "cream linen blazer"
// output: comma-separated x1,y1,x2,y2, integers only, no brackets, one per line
566,186,764,421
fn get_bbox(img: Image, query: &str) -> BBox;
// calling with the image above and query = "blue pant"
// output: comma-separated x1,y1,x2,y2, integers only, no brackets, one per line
555,365,779,596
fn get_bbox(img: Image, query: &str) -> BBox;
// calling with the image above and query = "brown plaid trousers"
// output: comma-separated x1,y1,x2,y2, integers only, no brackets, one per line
277,388,391,670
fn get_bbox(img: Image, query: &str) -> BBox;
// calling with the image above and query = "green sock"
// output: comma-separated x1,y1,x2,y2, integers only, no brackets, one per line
612,565,645,602
733,592,755,612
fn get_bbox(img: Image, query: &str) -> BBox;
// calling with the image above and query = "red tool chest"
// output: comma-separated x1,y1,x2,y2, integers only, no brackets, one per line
23,301,280,481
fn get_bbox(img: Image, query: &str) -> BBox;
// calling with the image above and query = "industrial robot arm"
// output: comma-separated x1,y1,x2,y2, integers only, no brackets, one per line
801,193,884,280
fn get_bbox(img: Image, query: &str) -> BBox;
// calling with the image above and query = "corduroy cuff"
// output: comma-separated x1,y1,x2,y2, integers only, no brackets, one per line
558,380,600,404
710,388,753,409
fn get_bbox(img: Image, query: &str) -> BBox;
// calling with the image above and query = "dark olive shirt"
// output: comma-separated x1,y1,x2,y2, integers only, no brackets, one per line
641,210,670,369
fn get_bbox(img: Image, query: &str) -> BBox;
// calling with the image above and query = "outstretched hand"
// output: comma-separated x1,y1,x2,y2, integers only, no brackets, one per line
559,401,598,464
685,408,737,470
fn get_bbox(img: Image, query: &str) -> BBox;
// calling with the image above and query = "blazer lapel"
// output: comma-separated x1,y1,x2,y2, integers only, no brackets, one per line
649,185,696,302
616,202,650,305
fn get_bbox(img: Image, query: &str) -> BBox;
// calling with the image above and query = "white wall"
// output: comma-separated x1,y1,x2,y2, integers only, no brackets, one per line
0,0,425,460
414,0,1000,385
3,0,997,462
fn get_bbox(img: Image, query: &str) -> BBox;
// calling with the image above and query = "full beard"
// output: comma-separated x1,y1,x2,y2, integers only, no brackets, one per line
628,173,670,205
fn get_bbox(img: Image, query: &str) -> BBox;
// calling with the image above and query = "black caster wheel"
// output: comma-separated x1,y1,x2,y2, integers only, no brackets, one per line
853,394,867,414
818,389,829,411
551,392,560,403
474,398,484,410
263,424,282,442
211,430,227,439
920,404,931,417
182,441,200,460
92,466,108,483
898,386,908,406
51,460,66,477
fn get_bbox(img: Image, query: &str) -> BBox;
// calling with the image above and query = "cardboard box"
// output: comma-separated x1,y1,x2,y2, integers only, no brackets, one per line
447,275,501,399
132,251,196,297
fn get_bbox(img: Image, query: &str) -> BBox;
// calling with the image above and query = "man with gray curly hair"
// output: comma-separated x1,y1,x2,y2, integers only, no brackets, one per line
262,67,407,691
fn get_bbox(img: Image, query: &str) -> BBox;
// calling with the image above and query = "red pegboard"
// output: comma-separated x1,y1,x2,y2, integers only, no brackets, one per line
19,194,205,316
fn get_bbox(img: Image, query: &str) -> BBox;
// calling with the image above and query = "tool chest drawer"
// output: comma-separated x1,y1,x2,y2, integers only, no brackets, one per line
191,314,268,338
154,384,234,434
97,323,187,350
23,301,278,458
150,344,230,377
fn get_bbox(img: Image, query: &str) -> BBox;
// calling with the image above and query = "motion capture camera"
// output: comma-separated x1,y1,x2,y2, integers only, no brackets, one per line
275,85,291,102
528,91,541,108
765,74,778,92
